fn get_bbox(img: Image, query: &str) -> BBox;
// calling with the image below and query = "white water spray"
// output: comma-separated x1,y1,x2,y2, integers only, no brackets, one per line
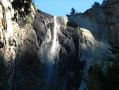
49,16,59,62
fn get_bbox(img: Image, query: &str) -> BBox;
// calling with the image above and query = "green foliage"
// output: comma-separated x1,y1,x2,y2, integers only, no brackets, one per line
89,58,119,90
104,60,119,90
25,15,33,23
70,8,76,15
12,0,32,17
91,64,103,81
88,64,104,90
92,2,100,8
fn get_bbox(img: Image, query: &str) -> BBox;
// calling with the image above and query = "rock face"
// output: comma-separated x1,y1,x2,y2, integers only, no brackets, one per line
104,0,119,47
0,0,119,90
33,12,83,90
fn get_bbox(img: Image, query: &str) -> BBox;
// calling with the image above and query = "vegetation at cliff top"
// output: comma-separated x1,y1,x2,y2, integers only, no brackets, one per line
12,0,32,17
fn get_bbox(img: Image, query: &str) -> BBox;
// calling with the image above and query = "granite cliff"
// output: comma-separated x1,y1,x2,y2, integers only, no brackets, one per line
0,0,119,90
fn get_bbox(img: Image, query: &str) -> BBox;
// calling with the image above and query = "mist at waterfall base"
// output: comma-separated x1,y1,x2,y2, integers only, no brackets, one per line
34,0,103,16
39,16,68,90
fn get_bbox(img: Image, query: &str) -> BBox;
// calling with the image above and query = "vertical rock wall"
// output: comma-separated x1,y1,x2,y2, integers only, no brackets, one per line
0,0,119,90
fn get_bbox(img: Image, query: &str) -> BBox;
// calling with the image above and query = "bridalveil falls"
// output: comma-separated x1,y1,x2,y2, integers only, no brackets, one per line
0,0,119,90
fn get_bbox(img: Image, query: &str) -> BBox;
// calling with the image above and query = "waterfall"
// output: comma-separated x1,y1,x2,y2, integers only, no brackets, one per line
39,16,69,90
47,16,59,89
39,16,59,64
49,16,59,63
40,16,60,90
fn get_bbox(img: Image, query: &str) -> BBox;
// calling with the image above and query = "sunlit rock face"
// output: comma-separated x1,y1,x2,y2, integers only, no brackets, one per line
68,11,112,89
0,0,38,90
0,1,17,89
0,0,119,90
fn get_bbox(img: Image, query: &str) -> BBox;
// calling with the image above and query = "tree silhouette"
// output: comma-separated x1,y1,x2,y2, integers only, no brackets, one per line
12,0,32,17
92,2,100,8
70,8,76,15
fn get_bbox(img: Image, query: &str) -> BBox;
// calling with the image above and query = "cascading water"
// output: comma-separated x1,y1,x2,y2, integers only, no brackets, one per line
49,16,59,62
47,16,59,89
40,16,61,90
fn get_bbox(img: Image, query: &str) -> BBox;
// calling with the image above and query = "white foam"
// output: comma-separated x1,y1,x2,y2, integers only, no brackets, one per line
49,16,59,62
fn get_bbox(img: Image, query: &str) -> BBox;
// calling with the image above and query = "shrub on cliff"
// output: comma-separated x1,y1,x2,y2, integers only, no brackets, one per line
88,64,104,90
70,8,76,15
104,60,119,90
92,2,100,8
25,14,33,23
12,0,32,17
88,58,119,90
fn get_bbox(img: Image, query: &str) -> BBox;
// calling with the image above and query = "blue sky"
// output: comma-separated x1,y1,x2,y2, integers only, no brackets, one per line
34,0,103,16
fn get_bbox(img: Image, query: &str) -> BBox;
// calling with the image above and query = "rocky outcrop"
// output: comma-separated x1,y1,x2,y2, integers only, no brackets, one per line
104,0,119,47
0,0,37,90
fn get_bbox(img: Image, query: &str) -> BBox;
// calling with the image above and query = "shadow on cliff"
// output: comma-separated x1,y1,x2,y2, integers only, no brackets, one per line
12,25,42,90
13,49,42,90
0,50,8,90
